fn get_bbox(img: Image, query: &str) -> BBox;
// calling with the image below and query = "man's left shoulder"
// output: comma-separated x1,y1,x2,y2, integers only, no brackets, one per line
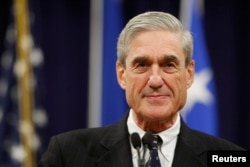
190,129,244,150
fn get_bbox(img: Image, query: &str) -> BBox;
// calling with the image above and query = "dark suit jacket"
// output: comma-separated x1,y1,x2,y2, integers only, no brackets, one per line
38,112,244,167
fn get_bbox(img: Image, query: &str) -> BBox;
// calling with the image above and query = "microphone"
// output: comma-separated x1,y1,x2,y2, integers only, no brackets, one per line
142,131,154,145
131,132,141,149
130,132,145,167
142,131,154,161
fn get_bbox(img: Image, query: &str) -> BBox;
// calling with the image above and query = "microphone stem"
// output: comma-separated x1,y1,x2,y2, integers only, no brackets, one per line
136,147,141,160
142,144,147,161
137,147,145,167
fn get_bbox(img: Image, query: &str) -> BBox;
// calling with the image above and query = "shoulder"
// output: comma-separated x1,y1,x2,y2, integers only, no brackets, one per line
54,125,114,146
54,112,130,146
191,129,243,150
172,122,245,167
42,126,116,163
179,119,244,151
39,126,119,166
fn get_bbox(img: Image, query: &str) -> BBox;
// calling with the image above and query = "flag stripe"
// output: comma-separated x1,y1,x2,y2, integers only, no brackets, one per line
101,0,127,126
87,0,104,127
14,0,36,166
179,0,218,135
88,0,127,127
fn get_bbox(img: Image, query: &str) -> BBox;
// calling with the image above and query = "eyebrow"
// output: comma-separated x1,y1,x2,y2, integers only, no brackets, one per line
130,54,180,67
161,55,179,63
131,56,150,66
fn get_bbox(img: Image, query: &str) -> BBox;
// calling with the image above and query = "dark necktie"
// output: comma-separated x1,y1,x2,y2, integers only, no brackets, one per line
145,135,161,167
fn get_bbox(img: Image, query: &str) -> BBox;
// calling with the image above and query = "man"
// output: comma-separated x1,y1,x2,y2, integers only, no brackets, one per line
39,11,244,167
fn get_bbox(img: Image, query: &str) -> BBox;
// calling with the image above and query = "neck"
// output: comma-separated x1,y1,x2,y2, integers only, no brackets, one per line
133,112,178,133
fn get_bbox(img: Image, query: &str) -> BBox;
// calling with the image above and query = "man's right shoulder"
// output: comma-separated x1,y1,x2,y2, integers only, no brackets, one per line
54,125,112,143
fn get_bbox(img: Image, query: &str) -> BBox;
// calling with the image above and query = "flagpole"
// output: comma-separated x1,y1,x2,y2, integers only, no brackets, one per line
179,0,193,30
88,0,103,127
180,0,205,29
14,0,36,166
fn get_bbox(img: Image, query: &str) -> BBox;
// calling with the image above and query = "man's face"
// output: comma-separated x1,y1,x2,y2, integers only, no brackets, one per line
117,30,194,125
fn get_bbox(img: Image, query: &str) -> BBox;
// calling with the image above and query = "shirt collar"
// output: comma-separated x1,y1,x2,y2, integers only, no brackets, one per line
127,109,180,136
127,109,181,161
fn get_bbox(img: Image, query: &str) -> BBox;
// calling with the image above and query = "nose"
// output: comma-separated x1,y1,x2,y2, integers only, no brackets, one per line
148,73,164,89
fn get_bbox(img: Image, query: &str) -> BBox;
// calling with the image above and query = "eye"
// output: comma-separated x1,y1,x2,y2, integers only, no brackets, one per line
133,62,149,73
160,55,179,73
131,57,150,73
136,62,147,67
161,62,178,73
166,63,175,67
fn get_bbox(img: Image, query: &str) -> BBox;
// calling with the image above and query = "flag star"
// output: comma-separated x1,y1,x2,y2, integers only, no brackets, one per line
5,25,16,43
10,144,26,163
20,34,31,51
31,133,41,151
181,68,214,118
30,47,44,67
1,51,13,69
33,108,48,127
14,59,27,78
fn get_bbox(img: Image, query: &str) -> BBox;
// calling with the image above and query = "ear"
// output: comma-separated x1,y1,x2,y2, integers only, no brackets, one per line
116,61,126,89
186,60,195,89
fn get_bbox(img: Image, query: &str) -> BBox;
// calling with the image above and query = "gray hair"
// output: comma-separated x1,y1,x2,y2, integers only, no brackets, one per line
117,11,193,67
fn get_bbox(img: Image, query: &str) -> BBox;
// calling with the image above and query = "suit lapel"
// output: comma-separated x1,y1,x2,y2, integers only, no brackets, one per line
172,119,207,167
96,112,133,167
96,139,133,167
94,113,208,167
172,137,207,167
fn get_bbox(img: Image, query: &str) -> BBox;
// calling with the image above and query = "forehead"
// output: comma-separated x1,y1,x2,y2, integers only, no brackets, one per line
127,30,184,61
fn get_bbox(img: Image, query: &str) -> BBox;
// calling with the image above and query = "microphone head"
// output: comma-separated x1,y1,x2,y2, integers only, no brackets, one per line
142,131,154,145
130,132,141,149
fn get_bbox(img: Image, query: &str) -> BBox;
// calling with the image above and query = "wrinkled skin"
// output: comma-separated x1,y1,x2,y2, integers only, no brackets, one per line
116,30,194,133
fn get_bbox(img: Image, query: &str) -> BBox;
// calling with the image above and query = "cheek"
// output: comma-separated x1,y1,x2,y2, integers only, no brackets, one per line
125,82,137,107
127,79,142,95
127,73,147,89
166,74,186,96
125,76,146,99
174,75,189,102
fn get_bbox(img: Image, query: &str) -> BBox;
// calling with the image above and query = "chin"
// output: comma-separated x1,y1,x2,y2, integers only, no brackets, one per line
147,108,175,119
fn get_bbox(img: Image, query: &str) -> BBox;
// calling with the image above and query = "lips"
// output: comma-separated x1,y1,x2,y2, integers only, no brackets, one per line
143,93,170,101
146,94,165,97
142,88,171,100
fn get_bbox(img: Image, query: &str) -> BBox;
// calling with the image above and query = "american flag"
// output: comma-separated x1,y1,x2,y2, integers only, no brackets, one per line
0,0,47,166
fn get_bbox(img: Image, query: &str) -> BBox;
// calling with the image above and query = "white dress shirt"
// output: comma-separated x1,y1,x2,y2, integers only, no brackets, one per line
127,109,180,167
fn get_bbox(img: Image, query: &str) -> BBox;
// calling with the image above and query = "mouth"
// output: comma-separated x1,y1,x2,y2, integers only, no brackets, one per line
145,94,165,97
144,94,169,100
143,95,169,106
